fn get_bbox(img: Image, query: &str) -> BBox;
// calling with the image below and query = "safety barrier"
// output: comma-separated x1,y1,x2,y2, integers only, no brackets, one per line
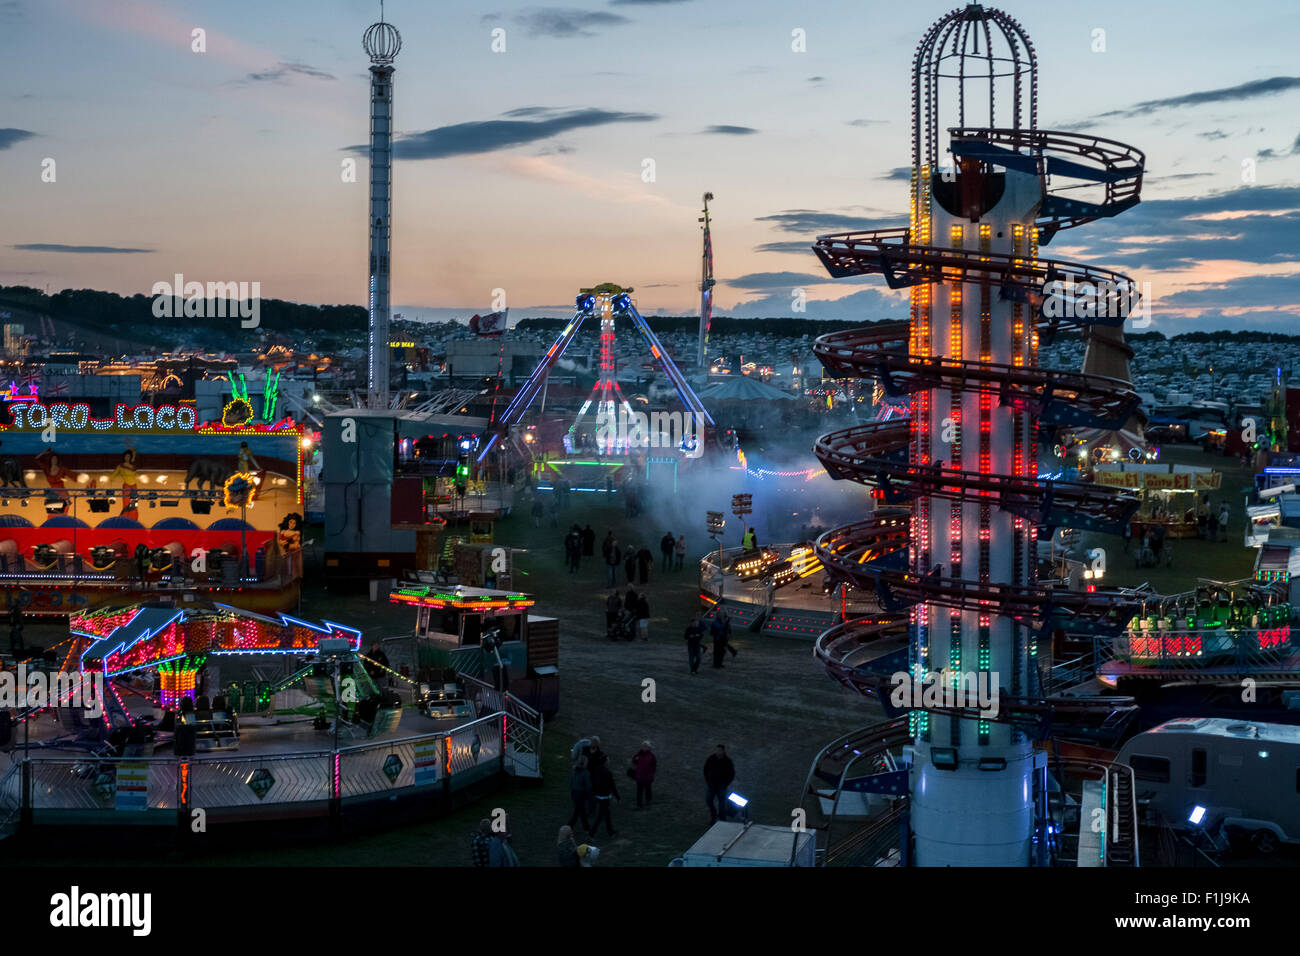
7,712,527,826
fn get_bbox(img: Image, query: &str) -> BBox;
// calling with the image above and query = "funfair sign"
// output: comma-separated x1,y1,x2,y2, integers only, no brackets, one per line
5,402,198,431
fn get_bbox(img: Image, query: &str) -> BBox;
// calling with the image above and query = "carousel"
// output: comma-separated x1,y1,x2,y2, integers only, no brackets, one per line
0,395,307,614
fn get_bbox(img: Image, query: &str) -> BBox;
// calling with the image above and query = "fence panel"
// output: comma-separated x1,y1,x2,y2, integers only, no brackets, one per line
446,716,503,781
337,737,420,797
188,752,330,808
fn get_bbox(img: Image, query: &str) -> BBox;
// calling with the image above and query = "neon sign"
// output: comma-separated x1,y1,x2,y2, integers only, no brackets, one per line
6,402,198,431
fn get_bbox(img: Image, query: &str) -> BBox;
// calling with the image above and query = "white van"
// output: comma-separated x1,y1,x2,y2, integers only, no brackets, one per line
1116,717,1300,854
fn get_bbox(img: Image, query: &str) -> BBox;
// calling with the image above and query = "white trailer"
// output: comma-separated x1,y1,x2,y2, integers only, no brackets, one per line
673,822,815,866
1116,717,1300,854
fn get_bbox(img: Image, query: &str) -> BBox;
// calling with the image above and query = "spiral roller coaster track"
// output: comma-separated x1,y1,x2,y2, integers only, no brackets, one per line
808,122,1148,733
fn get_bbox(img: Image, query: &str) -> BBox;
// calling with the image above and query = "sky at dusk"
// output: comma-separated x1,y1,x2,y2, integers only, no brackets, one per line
2,0,1299,334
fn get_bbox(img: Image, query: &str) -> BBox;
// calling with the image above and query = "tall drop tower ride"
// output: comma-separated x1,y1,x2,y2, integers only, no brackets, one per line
363,13,401,409
698,192,715,368
810,4,1148,865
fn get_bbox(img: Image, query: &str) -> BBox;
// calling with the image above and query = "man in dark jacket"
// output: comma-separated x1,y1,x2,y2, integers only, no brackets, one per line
582,525,596,557
636,544,653,585
605,591,622,637
710,609,733,668
660,531,675,571
604,538,622,588
565,525,583,573
624,548,637,585
568,760,593,831
590,760,619,836
636,592,650,641
684,613,704,674
704,745,736,823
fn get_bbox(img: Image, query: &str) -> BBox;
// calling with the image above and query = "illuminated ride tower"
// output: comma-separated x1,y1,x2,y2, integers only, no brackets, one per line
363,14,401,409
810,4,1148,865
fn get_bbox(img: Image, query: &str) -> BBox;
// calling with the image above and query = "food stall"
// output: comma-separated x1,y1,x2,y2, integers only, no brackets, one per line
1093,463,1222,539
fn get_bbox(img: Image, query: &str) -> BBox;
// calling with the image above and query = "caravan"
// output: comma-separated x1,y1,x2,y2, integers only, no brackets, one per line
1116,717,1300,854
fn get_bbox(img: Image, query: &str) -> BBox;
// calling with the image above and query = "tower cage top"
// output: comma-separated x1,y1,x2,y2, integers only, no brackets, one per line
364,19,402,65
913,3,1037,171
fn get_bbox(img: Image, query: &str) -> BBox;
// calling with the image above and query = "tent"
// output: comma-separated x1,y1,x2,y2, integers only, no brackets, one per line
698,377,797,403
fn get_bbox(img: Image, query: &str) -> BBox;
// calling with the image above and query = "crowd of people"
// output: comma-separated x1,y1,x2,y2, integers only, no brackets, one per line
547,735,743,865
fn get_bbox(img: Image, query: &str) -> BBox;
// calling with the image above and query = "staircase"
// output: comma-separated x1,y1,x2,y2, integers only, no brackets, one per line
1105,765,1140,866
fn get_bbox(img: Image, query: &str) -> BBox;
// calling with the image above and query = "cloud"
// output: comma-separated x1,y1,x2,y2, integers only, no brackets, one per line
727,271,839,291
754,240,817,255
1148,172,1214,183
808,76,825,84
346,107,658,160
13,243,153,254
1099,76,1300,119
0,128,36,150
728,271,880,291
610,0,691,4
701,125,757,136
1052,184,1300,272
729,286,905,320
879,166,911,181
847,119,887,127
513,8,631,37
245,61,336,83
756,208,907,234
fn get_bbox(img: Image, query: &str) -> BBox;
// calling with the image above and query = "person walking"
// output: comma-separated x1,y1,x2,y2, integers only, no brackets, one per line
660,531,675,571
590,759,619,837
710,608,733,668
684,613,704,674
636,544,653,585
604,537,622,588
582,525,596,558
624,548,637,585
1218,501,1230,542
601,531,615,563
557,826,582,868
565,525,583,573
636,591,651,642
568,759,593,832
632,741,657,809
703,745,736,823
471,818,493,867
531,495,544,529
605,591,622,637
742,527,757,551
674,534,687,571
586,736,607,772
1207,507,1219,543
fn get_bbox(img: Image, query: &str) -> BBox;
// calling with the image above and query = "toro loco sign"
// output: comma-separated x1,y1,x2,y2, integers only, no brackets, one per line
6,402,198,432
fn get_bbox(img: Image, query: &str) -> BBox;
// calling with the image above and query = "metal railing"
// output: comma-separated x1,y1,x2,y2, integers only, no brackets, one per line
9,711,528,823
0,763,20,835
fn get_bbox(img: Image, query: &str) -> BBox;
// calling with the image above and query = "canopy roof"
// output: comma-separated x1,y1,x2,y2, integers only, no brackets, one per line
699,377,796,402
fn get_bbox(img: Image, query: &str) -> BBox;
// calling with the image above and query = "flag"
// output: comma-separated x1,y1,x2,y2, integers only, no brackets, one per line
393,312,404,319
469,310,508,336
